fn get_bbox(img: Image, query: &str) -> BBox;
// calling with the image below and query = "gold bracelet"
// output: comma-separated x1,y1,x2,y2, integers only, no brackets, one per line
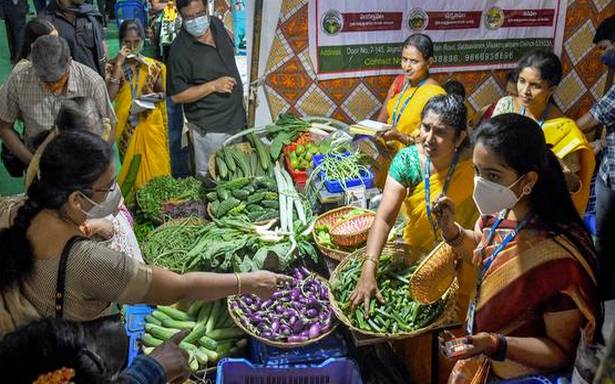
363,258,379,268
234,272,242,295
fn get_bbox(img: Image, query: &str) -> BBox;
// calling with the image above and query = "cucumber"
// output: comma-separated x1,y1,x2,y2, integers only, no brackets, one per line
216,157,228,179
183,322,208,344
189,354,199,372
250,151,258,177
143,347,155,355
199,346,219,363
198,335,219,350
179,341,198,353
247,192,266,204
187,301,203,318
222,146,236,173
145,323,180,340
216,197,240,218
197,301,213,323
205,300,222,333
231,149,251,177
208,327,245,340
142,333,164,347
194,347,209,365
156,306,193,322
161,318,196,330
144,315,162,326
151,310,174,323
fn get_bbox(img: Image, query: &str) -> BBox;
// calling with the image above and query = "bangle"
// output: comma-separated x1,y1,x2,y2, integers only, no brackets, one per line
363,258,378,268
442,224,463,247
234,272,242,295
491,334,507,361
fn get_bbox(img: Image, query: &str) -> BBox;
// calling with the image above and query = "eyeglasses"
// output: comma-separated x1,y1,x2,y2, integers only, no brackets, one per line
83,181,117,194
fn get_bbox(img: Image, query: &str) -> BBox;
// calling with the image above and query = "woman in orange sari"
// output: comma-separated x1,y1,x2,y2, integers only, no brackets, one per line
433,114,599,382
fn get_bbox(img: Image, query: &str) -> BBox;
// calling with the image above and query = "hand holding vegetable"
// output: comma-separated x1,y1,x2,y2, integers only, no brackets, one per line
149,330,191,384
241,271,294,299
349,260,384,317
378,128,414,146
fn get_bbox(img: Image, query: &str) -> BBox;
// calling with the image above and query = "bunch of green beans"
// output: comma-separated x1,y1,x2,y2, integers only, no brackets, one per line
333,254,445,334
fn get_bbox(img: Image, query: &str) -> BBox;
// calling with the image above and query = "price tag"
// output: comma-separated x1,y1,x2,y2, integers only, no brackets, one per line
344,186,367,208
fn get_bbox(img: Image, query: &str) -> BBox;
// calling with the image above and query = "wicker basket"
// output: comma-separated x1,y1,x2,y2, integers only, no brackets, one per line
329,242,458,340
312,206,375,261
409,242,457,305
330,213,375,247
226,276,338,349
208,142,254,180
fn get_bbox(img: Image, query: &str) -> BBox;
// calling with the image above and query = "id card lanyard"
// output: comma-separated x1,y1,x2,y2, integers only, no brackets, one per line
390,79,427,128
519,105,548,128
465,210,534,335
424,151,461,237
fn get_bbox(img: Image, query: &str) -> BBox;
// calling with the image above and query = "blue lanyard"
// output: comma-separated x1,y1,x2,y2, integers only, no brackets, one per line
519,105,548,128
125,64,141,101
465,210,534,335
424,151,460,236
390,79,426,128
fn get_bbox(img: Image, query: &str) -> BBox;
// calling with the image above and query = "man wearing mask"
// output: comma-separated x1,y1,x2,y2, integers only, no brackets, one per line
42,0,106,77
576,15,615,299
0,35,115,167
167,0,246,181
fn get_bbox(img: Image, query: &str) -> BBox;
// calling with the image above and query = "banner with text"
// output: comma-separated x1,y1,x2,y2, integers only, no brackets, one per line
308,0,567,79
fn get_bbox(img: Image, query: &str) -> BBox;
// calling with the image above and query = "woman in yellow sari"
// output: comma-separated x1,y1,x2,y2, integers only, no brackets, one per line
433,114,598,383
106,20,170,192
352,94,478,314
376,33,446,150
491,50,595,215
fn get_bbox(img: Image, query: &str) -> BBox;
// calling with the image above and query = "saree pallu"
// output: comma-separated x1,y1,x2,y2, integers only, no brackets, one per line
385,81,446,152
402,157,479,315
450,224,598,383
114,57,170,192
542,118,595,215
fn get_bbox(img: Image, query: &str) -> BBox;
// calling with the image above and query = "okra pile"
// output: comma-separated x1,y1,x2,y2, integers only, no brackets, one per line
229,268,334,344
332,254,445,334
142,299,246,372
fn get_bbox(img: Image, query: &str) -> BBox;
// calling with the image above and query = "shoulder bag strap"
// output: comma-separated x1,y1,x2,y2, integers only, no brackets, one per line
55,236,87,318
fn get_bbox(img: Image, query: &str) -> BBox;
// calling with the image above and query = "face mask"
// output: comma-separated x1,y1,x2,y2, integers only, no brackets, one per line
45,71,69,94
472,175,525,216
184,15,210,37
601,49,615,69
79,184,122,219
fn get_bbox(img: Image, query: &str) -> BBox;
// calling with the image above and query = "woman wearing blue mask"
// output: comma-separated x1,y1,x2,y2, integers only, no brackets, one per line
0,131,289,375
106,19,171,195
429,114,599,382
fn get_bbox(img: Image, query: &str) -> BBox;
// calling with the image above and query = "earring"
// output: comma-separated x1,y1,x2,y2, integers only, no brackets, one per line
523,185,532,195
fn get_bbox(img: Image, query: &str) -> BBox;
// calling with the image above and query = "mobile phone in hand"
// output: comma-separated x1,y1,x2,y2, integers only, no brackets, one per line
444,338,472,358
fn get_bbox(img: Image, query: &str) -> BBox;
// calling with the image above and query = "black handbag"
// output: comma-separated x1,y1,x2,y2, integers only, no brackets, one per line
1,140,25,178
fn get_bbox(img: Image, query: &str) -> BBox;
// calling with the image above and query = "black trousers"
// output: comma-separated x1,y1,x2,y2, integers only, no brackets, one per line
33,0,47,14
1,0,27,63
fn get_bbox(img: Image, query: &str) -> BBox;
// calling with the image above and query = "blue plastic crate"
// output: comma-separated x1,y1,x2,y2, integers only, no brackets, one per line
124,304,154,367
216,357,363,384
250,330,348,365
495,374,570,384
313,152,374,193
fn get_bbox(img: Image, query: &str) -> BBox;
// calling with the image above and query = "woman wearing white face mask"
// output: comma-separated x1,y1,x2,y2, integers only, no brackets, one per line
431,114,599,382
0,131,289,374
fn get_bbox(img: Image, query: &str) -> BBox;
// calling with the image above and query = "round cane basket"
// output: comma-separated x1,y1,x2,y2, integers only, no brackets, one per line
208,142,254,180
329,242,458,340
330,213,375,247
227,275,338,348
312,206,375,261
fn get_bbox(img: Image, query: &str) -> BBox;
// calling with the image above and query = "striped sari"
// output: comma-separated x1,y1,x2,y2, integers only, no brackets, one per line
449,217,599,383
